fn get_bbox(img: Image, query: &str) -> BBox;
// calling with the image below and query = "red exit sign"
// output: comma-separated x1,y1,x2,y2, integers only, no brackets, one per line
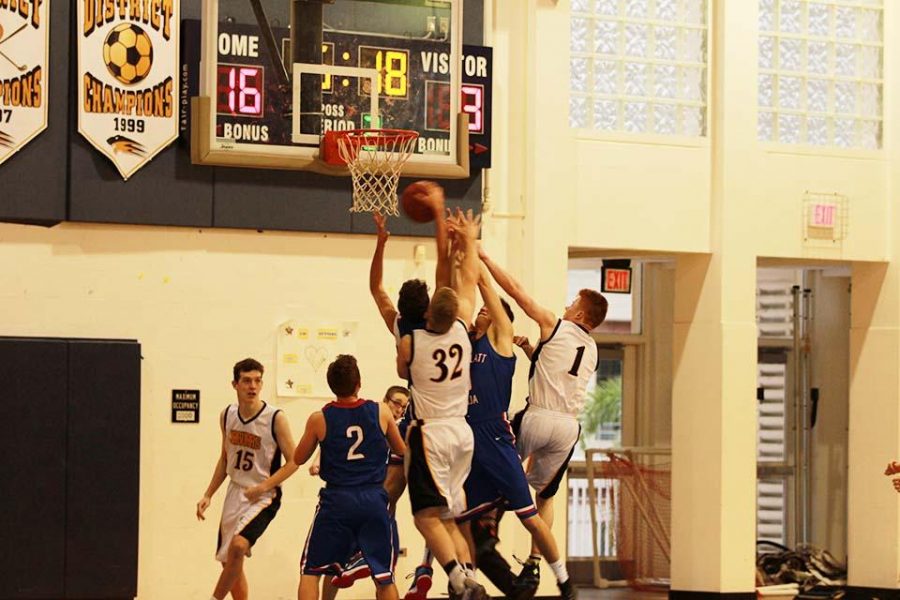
809,203,837,228
602,267,632,294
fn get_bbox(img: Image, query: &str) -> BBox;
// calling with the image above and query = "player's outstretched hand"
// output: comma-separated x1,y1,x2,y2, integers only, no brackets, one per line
244,485,265,502
308,463,321,476
196,495,211,521
447,208,481,240
374,212,390,245
893,478,900,493
514,335,535,359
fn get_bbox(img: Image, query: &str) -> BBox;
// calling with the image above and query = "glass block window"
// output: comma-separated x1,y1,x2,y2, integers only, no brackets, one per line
758,0,883,149
570,0,709,136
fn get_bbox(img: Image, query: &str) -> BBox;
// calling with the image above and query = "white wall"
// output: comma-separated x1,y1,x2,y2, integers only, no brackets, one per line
0,221,539,599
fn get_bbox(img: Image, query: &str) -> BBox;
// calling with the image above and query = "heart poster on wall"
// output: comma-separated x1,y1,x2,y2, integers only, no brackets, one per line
276,320,359,399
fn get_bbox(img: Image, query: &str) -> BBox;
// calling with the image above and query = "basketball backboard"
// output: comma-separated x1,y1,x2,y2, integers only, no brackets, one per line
192,0,468,177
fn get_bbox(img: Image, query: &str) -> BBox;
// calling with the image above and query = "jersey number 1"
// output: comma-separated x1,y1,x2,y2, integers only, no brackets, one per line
346,425,365,460
568,346,586,376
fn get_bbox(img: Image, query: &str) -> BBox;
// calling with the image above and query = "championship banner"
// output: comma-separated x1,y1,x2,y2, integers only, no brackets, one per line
78,0,178,180
0,0,48,166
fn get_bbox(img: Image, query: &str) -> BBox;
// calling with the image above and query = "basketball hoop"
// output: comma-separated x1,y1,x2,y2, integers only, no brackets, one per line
321,129,419,215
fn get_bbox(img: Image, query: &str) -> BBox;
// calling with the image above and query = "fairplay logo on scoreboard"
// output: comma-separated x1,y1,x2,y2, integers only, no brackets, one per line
78,0,179,180
0,0,48,167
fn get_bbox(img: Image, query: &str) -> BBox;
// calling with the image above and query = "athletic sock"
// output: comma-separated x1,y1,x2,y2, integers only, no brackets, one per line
464,563,476,579
444,560,466,593
548,559,569,584
528,553,541,565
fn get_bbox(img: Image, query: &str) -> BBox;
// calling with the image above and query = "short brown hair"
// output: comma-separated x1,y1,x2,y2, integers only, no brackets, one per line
579,289,609,329
428,287,459,334
327,355,361,397
233,358,264,382
384,386,409,403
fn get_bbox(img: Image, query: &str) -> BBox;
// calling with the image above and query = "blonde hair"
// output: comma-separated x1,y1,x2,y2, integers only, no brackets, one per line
428,287,459,334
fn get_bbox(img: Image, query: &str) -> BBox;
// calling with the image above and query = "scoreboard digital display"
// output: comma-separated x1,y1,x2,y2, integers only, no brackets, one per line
188,0,491,176
215,64,265,118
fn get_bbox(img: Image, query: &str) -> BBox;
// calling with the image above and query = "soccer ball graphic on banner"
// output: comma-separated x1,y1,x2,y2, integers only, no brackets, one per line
103,23,153,86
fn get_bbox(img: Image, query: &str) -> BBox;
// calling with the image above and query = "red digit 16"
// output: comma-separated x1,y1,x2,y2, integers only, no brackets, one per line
228,67,261,116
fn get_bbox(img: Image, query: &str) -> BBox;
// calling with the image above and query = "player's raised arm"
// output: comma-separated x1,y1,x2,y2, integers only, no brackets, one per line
196,407,229,520
369,213,399,334
396,335,412,380
414,181,451,289
448,208,481,325
478,262,514,355
379,402,406,457
245,411,300,501
480,248,557,340
292,411,325,466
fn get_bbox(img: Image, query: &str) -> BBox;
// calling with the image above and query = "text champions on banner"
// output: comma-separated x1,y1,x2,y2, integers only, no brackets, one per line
0,0,48,166
78,0,179,180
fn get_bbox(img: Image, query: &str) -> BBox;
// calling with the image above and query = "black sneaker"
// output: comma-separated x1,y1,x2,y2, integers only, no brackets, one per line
558,579,577,600
509,581,538,600
514,560,540,589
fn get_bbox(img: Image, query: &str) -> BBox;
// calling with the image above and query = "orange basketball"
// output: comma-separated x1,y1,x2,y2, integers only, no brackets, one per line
0,24,4,40
401,181,434,223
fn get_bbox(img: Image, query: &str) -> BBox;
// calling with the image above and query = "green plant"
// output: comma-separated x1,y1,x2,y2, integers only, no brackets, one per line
580,376,622,448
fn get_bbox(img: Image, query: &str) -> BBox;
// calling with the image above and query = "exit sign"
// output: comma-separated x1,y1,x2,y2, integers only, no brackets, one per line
602,267,632,294
809,203,837,228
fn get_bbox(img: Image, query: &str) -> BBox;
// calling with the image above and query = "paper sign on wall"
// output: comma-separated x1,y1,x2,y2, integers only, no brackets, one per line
0,0,49,166
277,320,358,398
77,0,179,180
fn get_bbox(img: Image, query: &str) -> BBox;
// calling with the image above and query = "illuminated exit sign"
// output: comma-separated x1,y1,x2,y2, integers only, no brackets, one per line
602,267,632,294
809,203,837,228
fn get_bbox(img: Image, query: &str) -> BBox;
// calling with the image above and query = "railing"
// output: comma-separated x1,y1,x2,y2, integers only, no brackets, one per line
568,476,620,558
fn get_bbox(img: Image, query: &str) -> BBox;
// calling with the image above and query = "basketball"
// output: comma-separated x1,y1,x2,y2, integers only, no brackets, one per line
401,181,434,223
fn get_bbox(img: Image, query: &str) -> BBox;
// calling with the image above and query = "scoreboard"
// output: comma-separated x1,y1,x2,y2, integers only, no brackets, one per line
188,0,492,177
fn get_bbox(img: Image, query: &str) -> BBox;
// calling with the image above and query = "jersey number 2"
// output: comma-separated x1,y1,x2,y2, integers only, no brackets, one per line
346,426,365,460
430,344,464,382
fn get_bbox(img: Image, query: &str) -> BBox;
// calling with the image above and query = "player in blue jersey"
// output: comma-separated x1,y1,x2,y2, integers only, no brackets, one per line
327,385,411,590
370,212,429,344
368,212,436,600
456,267,577,600
293,355,406,600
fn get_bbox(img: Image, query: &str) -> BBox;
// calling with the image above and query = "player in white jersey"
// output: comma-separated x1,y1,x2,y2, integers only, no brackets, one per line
480,250,608,594
196,358,299,600
396,183,487,600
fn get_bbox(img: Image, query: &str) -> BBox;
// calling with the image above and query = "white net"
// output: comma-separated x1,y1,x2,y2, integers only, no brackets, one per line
336,129,419,215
